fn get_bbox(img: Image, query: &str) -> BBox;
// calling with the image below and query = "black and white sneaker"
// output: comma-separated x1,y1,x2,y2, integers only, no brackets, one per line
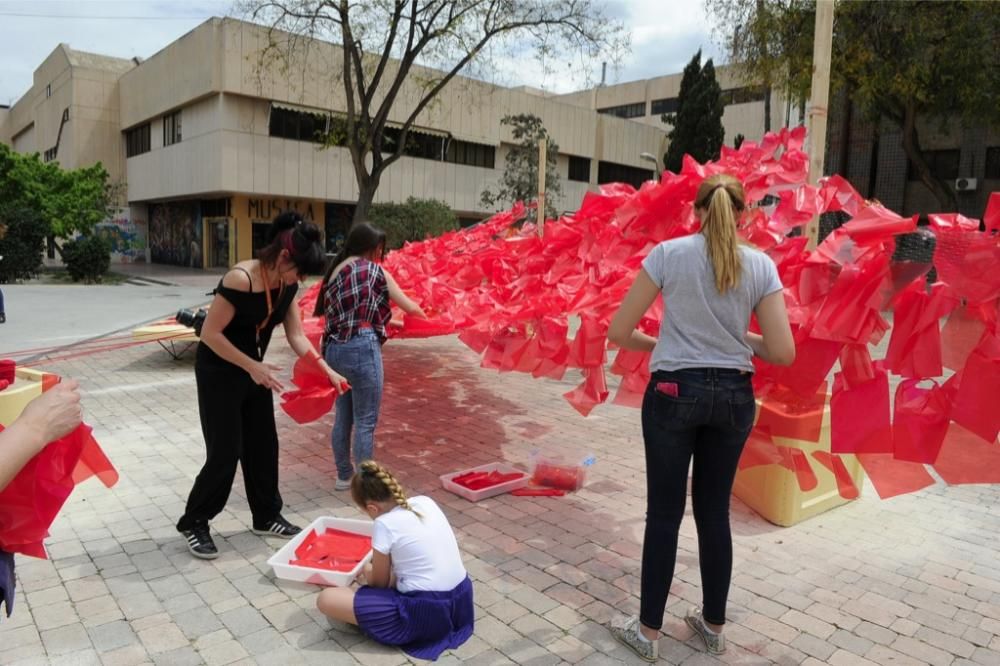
181,524,219,560
251,515,302,539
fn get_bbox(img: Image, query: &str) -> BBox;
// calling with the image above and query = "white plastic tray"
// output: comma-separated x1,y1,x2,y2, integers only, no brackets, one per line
439,462,530,502
267,516,373,587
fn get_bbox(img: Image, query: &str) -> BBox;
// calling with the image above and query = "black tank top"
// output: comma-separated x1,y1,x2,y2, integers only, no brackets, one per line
196,267,298,369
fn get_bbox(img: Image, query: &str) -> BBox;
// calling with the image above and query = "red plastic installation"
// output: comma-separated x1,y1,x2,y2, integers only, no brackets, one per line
0,423,118,558
290,126,1000,500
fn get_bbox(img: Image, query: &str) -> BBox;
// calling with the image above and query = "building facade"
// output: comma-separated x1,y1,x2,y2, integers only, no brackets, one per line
2,18,671,268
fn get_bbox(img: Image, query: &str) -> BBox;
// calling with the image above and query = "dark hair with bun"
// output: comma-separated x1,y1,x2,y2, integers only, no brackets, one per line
257,210,327,276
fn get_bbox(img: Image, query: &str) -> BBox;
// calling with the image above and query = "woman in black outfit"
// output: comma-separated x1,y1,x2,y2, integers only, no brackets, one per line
176,212,349,559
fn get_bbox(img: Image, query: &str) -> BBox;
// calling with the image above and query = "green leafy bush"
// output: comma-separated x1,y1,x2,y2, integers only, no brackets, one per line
367,197,459,250
62,234,111,283
0,207,47,283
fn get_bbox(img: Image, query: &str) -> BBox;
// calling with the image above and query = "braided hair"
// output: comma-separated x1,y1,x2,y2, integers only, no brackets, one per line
351,460,422,518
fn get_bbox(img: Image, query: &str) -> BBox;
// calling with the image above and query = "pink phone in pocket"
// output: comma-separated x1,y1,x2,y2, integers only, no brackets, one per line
655,382,679,397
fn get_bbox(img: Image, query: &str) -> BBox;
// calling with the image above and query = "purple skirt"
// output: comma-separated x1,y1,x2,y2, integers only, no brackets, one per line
354,575,474,660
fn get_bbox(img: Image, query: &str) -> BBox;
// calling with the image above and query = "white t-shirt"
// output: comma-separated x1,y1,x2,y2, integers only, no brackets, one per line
371,496,467,594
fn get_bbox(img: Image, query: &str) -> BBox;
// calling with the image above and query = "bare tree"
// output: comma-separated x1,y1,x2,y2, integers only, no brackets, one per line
241,0,628,224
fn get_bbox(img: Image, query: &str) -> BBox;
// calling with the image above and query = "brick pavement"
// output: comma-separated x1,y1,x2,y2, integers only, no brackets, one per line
2,333,999,665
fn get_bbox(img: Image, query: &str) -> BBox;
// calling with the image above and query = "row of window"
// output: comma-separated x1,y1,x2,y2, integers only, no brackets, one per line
600,87,768,121
126,110,179,158
268,105,497,169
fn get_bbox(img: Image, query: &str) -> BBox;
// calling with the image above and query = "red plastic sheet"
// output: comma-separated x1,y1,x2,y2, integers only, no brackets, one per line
883,283,956,379
983,192,1000,234
755,387,826,443
857,454,935,500
932,423,1000,485
950,338,1000,443
811,451,860,499
280,354,347,424
0,424,118,558
451,471,525,490
892,379,952,464
830,365,891,454
291,528,372,572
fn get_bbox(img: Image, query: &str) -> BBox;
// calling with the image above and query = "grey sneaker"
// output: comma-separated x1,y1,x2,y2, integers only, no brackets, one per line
334,478,351,491
685,606,726,655
608,614,658,662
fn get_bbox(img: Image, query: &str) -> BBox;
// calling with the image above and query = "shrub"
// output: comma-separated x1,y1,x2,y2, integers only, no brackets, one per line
367,197,459,250
0,206,47,283
62,234,111,283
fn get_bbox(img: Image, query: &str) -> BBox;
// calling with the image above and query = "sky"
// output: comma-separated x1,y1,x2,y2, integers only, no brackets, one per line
0,0,725,105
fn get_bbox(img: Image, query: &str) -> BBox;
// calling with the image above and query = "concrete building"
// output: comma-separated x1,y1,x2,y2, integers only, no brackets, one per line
1,18,668,268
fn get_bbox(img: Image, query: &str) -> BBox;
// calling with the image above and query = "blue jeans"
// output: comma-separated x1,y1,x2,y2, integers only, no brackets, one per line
639,367,755,629
324,328,384,481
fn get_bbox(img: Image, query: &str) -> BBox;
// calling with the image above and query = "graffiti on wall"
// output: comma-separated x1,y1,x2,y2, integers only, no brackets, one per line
94,213,146,263
149,202,203,268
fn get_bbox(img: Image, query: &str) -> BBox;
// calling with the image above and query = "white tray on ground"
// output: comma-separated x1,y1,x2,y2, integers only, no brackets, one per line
267,516,374,587
439,462,530,502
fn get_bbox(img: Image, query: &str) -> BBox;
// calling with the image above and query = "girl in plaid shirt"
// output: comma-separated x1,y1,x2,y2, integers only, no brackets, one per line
314,223,426,488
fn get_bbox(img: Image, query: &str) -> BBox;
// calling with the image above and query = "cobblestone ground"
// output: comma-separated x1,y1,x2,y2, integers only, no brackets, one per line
2,333,999,665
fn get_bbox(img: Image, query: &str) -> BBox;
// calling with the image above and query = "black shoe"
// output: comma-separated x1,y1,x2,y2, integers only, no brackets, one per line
251,515,302,539
180,524,219,559
0,313,5,324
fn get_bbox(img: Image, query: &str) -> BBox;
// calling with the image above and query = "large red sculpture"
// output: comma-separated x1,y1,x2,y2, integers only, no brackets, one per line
289,127,1000,499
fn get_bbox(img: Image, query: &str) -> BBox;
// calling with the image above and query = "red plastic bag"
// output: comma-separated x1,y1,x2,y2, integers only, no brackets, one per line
0,424,118,558
932,423,1000,485
891,379,952,464
883,283,956,379
562,367,609,417
950,339,1000,443
830,365,892,454
984,192,1000,234
857,454,935,500
290,528,372,572
280,354,346,424
811,451,860,499
738,427,785,470
755,387,827,443
940,305,988,372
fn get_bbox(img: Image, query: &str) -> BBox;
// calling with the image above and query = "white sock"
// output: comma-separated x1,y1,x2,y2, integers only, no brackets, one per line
636,629,652,643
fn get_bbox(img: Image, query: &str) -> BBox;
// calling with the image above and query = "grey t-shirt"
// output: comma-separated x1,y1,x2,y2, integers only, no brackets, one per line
641,234,783,373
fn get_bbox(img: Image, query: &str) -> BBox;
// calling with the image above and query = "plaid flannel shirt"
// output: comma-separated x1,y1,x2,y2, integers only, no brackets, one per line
323,259,392,345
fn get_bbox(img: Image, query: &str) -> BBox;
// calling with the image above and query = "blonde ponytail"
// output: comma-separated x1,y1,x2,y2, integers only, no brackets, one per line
352,460,422,517
695,174,745,293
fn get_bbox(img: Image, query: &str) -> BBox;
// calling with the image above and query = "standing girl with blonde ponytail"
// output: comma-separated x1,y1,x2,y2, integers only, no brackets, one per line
606,174,795,660
316,460,473,661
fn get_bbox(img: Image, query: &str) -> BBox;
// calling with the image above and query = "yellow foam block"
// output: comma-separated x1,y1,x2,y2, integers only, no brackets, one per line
131,323,198,343
0,368,49,427
732,396,865,527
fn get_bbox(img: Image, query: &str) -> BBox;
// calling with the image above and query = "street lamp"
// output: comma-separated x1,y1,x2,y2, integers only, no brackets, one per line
640,152,661,181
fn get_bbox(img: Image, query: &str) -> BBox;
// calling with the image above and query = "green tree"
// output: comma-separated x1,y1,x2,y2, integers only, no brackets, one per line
0,143,111,253
367,197,459,250
0,207,47,283
705,0,1000,209
662,51,725,174
243,0,627,225
481,114,562,218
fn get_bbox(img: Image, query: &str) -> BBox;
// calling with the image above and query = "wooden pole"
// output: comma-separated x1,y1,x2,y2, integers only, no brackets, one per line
805,0,835,249
537,138,547,237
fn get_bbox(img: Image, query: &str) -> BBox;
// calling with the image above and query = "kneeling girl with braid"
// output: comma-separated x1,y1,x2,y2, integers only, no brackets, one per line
317,460,474,661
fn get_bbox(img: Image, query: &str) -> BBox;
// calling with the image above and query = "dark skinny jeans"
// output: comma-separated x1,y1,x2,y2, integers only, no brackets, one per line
639,367,755,629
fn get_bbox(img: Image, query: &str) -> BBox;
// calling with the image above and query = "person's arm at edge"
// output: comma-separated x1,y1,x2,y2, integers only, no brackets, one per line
746,290,795,366
607,268,659,352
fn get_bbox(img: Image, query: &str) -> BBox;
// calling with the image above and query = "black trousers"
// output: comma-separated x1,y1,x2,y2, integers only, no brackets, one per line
176,364,283,532
639,368,755,629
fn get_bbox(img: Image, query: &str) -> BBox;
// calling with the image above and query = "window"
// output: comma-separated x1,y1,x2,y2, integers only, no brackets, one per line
651,97,679,116
45,84,51,98
597,102,646,119
269,106,328,143
908,149,960,182
568,156,590,182
597,161,654,188
163,111,182,146
722,86,767,106
985,147,1000,179
444,138,495,168
385,127,444,160
125,123,151,157
200,198,232,218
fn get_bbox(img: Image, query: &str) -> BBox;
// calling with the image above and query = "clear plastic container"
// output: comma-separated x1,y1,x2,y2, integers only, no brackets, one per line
530,452,596,492
268,516,373,587
439,462,530,502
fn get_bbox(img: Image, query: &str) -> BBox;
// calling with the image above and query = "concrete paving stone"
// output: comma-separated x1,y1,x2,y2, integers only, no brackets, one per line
40,621,93,656
87,619,137,652
198,639,250,666
151,647,204,666
33,601,81,631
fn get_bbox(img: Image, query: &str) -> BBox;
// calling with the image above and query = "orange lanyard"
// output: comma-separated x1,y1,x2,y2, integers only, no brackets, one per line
256,266,284,342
